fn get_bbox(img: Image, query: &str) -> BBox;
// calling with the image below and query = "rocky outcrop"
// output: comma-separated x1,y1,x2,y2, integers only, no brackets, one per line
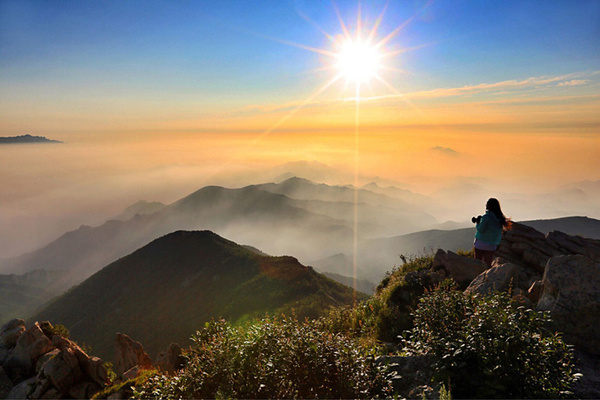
115,333,153,377
432,249,487,288
0,320,185,399
155,343,184,374
464,261,519,295
537,255,600,356
3,322,53,383
0,320,108,399
434,223,600,398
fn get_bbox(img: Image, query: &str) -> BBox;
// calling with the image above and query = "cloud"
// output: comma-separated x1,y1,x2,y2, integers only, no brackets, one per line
358,71,599,103
431,146,459,156
558,80,589,86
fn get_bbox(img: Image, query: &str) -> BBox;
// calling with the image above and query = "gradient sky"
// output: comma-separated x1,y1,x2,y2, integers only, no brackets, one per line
1,0,600,256
2,0,598,132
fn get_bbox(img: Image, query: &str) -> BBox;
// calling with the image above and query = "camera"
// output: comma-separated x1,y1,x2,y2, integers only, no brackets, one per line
472,215,482,224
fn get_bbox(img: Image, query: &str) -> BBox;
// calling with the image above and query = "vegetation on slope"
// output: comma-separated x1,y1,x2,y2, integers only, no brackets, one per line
32,231,364,359
125,254,576,399
405,281,576,398
133,316,391,399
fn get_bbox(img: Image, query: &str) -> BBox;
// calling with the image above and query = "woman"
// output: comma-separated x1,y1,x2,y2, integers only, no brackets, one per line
473,198,511,267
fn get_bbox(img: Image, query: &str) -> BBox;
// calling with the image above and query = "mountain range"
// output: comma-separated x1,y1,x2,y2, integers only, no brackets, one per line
2,176,600,325
0,177,436,291
31,230,363,360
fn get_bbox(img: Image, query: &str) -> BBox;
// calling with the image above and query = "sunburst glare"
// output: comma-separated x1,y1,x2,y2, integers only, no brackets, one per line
335,37,383,85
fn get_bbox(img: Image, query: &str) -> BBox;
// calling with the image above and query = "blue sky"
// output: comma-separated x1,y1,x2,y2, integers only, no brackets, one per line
2,0,598,113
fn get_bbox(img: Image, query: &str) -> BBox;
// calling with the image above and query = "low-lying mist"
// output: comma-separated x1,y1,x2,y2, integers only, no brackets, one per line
1,130,599,260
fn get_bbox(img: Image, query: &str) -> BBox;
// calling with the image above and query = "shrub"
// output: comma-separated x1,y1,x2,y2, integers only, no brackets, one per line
134,316,391,399
405,281,577,399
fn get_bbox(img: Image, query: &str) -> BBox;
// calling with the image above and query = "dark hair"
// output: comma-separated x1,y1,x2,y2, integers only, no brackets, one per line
486,198,512,230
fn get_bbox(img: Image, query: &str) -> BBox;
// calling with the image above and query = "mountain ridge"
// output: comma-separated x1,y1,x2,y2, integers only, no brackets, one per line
31,230,363,360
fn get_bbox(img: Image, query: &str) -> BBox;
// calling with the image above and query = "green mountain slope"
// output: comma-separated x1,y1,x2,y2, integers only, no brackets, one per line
32,231,363,360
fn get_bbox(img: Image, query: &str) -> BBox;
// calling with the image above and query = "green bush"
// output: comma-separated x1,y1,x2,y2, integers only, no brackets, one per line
134,316,391,399
327,254,436,343
405,281,577,399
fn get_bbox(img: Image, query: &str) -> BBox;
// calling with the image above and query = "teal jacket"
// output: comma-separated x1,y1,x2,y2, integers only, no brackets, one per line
475,211,503,246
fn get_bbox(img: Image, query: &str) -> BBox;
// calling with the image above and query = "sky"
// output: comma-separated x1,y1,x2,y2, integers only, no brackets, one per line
1,0,599,257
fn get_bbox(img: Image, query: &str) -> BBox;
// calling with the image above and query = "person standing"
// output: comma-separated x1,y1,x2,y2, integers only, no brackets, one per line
473,198,511,267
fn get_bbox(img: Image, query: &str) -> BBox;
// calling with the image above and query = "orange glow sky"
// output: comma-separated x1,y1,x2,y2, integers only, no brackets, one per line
1,0,599,257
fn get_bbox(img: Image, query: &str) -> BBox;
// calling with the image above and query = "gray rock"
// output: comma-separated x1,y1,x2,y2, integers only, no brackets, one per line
547,230,600,262
115,332,152,375
0,318,25,348
0,346,10,366
0,366,13,399
3,322,54,383
537,255,600,355
35,349,60,373
40,347,83,394
464,262,519,295
432,249,487,288
5,376,36,399
155,342,185,374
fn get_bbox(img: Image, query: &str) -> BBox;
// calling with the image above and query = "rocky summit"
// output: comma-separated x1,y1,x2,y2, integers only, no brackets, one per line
429,222,600,398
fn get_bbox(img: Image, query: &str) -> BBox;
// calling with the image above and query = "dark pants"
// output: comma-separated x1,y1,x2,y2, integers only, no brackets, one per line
474,248,495,267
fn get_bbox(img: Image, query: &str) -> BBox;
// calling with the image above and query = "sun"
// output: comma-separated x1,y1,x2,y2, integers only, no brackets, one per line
335,38,382,84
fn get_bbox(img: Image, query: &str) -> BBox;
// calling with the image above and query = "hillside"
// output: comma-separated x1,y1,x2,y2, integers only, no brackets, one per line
31,230,363,360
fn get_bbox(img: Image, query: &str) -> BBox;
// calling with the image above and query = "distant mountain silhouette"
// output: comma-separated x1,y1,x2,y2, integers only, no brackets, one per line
3,173,600,322
522,216,600,239
0,134,62,144
0,177,437,293
31,230,362,360
112,200,165,221
0,270,65,323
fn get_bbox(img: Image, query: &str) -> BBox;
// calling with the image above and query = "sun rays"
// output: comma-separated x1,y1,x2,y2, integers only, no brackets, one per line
232,2,427,300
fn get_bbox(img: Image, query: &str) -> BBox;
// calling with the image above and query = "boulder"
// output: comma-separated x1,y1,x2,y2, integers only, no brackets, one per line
464,262,519,295
546,231,600,262
432,249,487,288
537,255,600,355
35,349,60,373
115,333,152,375
496,224,551,273
0,346,10,366
155,342,185,374
5,376,36,399
52,334,108,386
3,322,54,383
39,346,83,394
0,318,26,348
0,366,13,399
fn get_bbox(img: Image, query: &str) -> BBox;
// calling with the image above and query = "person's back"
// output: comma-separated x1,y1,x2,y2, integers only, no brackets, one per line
473,198,510,266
